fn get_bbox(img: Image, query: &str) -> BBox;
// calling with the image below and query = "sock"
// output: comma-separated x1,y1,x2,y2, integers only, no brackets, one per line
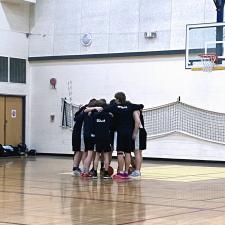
73,166,78,171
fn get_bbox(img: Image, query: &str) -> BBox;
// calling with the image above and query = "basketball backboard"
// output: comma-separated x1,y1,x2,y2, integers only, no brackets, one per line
186,22,225,70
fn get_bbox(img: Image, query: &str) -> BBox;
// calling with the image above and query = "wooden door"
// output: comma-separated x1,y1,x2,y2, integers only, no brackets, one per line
5,97,23,146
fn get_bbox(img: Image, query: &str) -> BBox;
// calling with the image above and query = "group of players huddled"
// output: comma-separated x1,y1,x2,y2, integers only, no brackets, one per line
72,92,147,179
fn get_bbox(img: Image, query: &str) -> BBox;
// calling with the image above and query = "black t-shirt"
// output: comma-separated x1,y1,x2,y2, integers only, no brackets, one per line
93,111,112,141
104,103,144,133
72,107,85,137
83,112,95,138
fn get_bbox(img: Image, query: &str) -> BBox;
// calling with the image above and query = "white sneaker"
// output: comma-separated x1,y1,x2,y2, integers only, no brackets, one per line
73,168,81,176
129,170,141,179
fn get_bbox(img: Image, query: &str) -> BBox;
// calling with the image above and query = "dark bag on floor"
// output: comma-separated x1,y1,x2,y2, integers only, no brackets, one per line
0,144,5,156
18,143,28,155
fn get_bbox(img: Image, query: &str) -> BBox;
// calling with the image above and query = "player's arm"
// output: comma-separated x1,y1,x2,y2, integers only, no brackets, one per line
130,103,144,111
74,104,87,121
103,104,116,114
84,106,103,113
74,111,84,122
132,110,141,140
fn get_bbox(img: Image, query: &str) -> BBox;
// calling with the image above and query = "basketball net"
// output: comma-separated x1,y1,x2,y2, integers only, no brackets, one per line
199,53,218,72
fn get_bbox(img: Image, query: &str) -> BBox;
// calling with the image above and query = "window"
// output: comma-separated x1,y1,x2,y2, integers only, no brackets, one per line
0,56,8,82
10,58,26,83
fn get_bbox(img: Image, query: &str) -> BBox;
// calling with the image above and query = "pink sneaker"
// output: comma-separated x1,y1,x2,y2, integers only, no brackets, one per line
81,172,92,177
121,173,129,179
113,172,123,179
113,172,129,179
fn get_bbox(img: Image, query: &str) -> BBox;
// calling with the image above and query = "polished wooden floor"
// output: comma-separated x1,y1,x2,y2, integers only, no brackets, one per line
1,156,225,224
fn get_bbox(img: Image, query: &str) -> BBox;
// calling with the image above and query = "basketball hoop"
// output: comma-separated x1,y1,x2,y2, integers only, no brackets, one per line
198,53,218,72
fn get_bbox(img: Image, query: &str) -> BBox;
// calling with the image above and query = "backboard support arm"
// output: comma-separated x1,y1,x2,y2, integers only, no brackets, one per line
213,0,225,59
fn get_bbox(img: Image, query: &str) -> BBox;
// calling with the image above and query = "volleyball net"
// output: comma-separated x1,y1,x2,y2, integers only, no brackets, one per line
62,98,225,144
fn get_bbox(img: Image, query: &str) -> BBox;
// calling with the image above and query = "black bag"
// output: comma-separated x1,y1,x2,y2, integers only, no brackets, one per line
18,143,28,155
28,149,36,156
0,144,5,156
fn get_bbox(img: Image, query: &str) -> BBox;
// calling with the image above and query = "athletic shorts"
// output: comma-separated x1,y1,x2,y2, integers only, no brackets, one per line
110,130,115,150
72,125,84,152
116,132,133,153
95,141,111,153
84,136,95,151
133,128,147,150
72,136,85,152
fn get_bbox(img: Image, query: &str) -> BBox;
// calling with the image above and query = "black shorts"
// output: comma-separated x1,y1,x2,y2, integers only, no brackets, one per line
84,136,95,151
95,135,111,153
116,132,133,153
72,135,81,152
133,128,147,150
95,142,111,153
110,130,115,147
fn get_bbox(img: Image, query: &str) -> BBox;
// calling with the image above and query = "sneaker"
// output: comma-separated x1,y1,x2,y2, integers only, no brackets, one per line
92,170,98,179
73,169,81,176
113,172,129,179
129,170,141,179
112,172,123,179
100,168,105,178
103,171,112,179
128,166,135,175
81,172,92,177
89,168,95,176
121,173,129,179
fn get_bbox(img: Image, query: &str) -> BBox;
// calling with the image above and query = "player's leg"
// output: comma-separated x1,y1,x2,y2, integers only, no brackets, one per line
124,152,131,177
73,151,82,175
81,151,87,168
123,134,133,177
134,150,142,171
130,128,146,178
72,134,82,175
102,152,112,178
93,151,100,179
82,137,95,176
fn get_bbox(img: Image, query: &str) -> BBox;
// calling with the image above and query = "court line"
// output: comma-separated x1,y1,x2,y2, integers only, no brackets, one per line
0,189,222,212
116,208,207,225
0,221,28,225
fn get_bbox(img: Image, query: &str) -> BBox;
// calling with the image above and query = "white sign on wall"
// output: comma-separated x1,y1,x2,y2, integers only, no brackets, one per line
11,109,16,118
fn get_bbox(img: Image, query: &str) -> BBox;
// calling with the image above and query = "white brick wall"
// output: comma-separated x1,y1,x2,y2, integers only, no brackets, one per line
29,56,225,159
28,0,216,56
0,2,29,57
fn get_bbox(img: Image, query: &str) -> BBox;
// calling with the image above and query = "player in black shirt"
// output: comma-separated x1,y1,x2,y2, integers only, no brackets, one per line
80,100,97,177
72,107,84,175
104,92,144,179
92,103,113,179
130,109,147,178
72,99,96,176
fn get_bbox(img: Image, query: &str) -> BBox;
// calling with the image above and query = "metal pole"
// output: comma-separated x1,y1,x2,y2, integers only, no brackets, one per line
215,0,225,22
215,0,225,59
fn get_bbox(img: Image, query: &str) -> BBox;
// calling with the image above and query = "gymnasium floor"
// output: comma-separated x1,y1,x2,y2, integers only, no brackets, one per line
1,156,225,224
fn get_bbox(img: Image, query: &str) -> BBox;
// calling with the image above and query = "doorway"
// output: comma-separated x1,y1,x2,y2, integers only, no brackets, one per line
0,96,24,146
